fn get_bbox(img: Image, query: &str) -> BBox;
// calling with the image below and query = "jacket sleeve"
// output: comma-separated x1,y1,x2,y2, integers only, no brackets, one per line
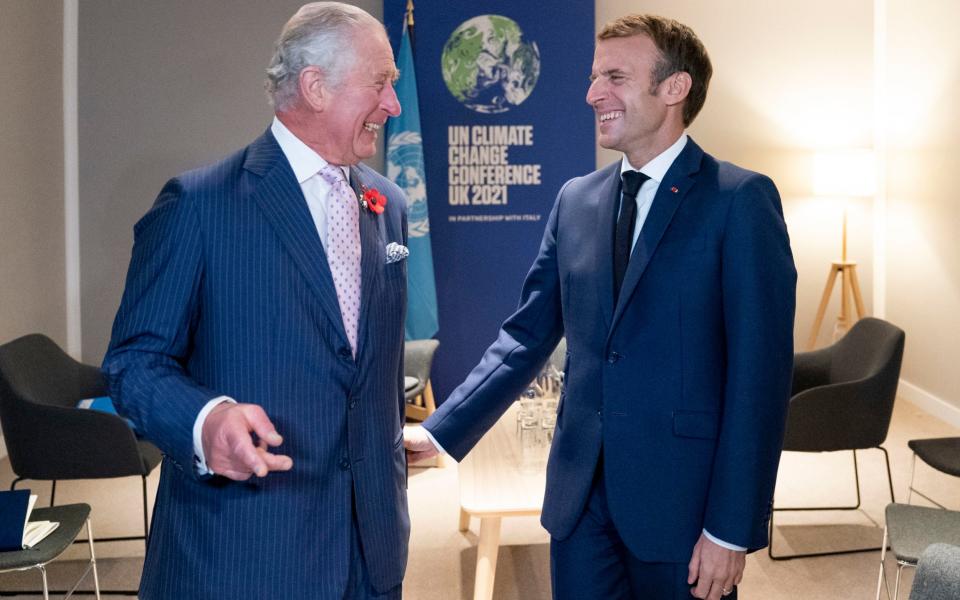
703,173,797,550
102,178,219,476
422,179,572,461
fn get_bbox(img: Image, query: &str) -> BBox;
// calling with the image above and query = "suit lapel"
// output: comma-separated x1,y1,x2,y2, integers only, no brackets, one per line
244,130,351,350
608,140,705,337
594,165,621,331
351,165,385,357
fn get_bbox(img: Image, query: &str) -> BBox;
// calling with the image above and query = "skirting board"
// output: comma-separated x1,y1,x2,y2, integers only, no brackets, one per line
900,378,960,430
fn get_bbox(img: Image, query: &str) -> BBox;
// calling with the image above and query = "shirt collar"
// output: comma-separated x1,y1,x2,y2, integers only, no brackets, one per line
271,116,349,184
620,132,688,184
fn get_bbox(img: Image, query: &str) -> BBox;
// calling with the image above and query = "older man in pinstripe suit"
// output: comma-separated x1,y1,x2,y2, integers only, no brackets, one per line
103,4,410,598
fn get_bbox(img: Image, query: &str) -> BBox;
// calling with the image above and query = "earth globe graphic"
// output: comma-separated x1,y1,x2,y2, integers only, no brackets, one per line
441,15,540,114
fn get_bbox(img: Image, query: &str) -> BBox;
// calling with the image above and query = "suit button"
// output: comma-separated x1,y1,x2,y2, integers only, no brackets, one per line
339,459,351,470
349,400,357,410
338,347,352,359
607,352,621,364
597,409,603,418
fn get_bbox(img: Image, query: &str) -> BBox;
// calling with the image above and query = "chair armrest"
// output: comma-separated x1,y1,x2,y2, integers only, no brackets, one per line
782,375,892,452
4,402,150,480
791,346,833,395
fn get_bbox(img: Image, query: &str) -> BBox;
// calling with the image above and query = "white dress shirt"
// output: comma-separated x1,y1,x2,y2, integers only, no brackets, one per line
620,133,687,251
192,117,350,474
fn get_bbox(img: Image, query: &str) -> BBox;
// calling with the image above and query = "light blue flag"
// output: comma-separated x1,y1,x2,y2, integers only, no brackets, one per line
387,20,439,340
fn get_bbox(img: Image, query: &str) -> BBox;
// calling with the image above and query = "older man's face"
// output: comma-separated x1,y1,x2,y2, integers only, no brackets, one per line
320,28,401,165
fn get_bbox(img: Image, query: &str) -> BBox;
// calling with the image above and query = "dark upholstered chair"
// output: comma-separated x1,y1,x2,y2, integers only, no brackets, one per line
770,317,906,560
906,437,960,508
0,334,160,545
876,507,960,600
907,543,960,600
404,339,439,422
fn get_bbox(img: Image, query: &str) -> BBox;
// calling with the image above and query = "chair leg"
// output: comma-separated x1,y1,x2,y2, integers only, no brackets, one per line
876,525,889,600
424,380,437,415
767,504,776,560
142,474,150,546
880,446,896,503
906,452,948,509
50,480,57,507
38,565,50,600
907,453,917,505
894,564,904,600
86,518,102,600
769,447,894,560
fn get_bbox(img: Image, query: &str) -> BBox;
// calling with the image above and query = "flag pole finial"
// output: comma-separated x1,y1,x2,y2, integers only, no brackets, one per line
406,0,414,28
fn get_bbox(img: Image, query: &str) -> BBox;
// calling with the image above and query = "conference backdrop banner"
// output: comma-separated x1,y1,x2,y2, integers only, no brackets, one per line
385,1,596,402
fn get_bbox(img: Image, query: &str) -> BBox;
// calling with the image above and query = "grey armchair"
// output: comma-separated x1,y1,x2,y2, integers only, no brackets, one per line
770,317,906,560
907,543,960,600
404,339,439,422
0,334,160,545
876,506,960,600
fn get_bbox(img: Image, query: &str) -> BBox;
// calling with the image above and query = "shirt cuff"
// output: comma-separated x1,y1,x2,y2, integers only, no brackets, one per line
703,529,747,552
422,427,447,456
193,396,236,475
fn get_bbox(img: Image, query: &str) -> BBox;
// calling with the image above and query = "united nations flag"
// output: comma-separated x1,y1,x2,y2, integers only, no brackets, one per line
387,19,439,340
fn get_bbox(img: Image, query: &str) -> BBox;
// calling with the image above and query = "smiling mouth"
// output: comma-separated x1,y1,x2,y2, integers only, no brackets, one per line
598,111,624,123
363,122,381,133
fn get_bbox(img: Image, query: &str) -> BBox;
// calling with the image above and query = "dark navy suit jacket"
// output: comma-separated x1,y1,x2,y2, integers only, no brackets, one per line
103,129,409,598
424,138,796,562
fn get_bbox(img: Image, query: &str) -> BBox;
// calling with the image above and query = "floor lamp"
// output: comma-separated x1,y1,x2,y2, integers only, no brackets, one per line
806,150,876,350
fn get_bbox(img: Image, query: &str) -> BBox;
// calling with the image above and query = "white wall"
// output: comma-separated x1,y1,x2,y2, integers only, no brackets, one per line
596,0,876,353
885,0,960,417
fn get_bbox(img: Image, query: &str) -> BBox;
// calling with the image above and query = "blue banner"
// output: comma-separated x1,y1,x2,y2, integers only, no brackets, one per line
387,20,440,340
385,1,595,402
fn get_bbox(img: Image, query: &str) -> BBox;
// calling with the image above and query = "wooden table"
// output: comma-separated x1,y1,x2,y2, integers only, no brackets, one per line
458,401,550,600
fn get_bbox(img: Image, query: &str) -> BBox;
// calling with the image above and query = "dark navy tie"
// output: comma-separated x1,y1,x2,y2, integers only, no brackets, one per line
614,170,649,302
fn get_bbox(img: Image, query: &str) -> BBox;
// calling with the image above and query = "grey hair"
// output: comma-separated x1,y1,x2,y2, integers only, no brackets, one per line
265,2,383,111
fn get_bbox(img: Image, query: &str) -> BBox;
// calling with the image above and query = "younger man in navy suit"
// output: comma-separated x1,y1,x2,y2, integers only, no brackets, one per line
406,14,796,600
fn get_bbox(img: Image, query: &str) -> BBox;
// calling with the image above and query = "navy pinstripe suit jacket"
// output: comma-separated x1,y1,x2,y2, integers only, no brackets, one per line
103,129,409,599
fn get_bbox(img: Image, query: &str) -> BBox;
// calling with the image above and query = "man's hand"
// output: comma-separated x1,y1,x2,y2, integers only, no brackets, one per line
403,425,439,464
687,533,746,599
201,402,293,480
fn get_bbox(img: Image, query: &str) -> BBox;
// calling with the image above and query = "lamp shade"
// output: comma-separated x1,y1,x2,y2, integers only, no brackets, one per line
813,149,876,197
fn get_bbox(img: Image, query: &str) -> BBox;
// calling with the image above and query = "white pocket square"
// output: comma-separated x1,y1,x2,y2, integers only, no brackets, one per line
385,243,409,264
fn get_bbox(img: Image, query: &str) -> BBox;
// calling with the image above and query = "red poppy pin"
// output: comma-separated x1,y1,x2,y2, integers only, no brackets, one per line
361,187,387,215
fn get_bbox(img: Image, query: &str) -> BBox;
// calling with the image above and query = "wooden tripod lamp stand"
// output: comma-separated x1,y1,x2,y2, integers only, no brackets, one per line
806,150,875,350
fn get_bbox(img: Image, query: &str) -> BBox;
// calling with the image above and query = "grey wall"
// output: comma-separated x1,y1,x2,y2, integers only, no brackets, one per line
0,0,65,458
0,2,66,345
78,0,382,363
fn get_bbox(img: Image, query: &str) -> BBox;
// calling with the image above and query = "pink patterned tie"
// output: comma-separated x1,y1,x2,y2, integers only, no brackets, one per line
319,165,361,357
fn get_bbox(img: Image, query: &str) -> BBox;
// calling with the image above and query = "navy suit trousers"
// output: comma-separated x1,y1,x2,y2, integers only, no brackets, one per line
550,457,737,600
347,494,402,600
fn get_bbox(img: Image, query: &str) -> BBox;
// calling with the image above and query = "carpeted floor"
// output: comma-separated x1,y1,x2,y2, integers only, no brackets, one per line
1,398,958,599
